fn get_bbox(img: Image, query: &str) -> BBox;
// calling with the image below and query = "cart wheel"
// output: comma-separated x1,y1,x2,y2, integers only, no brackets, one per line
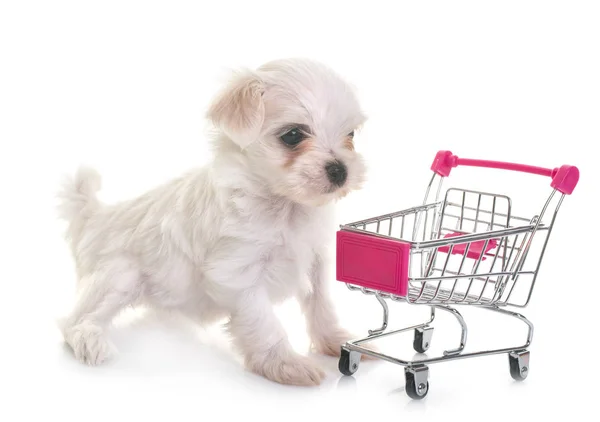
338,347,361,376
413,326,433,354
509,350,530,381
405,365,429,400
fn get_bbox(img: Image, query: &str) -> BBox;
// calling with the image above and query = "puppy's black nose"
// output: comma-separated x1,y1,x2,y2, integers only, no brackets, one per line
325,161,348,186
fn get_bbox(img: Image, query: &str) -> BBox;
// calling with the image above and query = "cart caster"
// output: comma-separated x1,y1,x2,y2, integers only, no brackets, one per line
405,365,429,400
338,347,361,376
413,326,433,353
509,350,530,381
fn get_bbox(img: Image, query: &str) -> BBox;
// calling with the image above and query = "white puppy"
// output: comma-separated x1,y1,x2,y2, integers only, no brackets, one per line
57,58,367,386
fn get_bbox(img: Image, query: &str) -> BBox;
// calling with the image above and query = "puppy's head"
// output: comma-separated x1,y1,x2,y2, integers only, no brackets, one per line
207,58,367,206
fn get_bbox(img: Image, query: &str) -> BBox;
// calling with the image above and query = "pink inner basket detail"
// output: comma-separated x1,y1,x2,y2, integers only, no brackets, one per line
438,232,498,260
336,230,410,297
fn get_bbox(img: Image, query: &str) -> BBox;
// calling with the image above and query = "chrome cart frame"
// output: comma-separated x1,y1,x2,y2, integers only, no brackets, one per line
336,150,579,399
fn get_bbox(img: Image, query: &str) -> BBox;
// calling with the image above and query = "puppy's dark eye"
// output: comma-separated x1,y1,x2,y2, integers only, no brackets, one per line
280,128,305,147
348,131,355,138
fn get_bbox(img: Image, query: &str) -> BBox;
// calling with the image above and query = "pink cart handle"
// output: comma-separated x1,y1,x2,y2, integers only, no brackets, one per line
431,150,579,195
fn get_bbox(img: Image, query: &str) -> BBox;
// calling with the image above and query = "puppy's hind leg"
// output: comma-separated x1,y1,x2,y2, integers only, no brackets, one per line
60,263,141,366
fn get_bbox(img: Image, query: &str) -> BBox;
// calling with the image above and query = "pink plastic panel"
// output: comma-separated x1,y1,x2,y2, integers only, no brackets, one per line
437,232,498,260
336,230,410,297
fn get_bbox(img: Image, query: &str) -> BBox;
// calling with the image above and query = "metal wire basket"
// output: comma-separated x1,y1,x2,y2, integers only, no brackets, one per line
336,150,579,399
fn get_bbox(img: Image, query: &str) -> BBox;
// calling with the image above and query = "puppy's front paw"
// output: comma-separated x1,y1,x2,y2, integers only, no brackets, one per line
63,323,114,366
247,347,326,386
311,327,354,357
312,327,379,360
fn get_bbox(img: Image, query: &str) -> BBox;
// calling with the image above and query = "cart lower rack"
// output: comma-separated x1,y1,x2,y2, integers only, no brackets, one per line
336,150,579,399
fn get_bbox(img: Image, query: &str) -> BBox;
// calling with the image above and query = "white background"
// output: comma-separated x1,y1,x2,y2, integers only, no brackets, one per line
1,1,598,421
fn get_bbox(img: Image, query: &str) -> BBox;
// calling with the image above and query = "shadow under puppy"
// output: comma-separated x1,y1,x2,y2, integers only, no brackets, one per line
57,58,368,386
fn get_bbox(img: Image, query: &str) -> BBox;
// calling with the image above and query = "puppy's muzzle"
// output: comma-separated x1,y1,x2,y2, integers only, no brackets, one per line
325,160,347,187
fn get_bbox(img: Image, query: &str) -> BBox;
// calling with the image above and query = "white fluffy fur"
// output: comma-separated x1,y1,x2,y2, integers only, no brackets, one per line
57,58,368,386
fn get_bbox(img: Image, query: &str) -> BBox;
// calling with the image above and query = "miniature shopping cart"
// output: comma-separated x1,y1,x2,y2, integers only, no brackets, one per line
336,150,579,399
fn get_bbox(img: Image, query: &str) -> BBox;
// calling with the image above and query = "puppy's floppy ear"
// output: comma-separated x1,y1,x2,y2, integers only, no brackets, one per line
206,69,265,149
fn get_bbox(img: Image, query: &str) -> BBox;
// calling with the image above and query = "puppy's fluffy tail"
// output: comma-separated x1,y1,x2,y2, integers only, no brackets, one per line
57,166,102,237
